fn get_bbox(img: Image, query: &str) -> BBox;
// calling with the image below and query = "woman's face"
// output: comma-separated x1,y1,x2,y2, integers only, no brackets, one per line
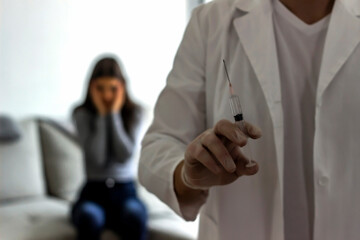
93,77,124,108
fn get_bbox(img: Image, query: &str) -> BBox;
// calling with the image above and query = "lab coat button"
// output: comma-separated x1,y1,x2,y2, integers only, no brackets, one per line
319,176,329,186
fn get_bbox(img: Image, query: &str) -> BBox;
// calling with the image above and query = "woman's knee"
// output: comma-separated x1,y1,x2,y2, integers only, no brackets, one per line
123,198,148,226
73,201,106,229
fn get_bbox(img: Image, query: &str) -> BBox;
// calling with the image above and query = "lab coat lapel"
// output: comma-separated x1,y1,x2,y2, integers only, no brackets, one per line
317,0,360,102
233,0,284,191
233,0,282,110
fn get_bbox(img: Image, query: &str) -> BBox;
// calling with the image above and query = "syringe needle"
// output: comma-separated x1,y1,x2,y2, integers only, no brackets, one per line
223,59,234,95
223,59,231,85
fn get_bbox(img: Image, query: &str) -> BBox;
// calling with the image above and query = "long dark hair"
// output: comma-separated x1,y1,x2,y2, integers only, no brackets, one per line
74,56,141,135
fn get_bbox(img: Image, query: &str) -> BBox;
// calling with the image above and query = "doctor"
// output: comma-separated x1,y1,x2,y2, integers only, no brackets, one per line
139,0,360,239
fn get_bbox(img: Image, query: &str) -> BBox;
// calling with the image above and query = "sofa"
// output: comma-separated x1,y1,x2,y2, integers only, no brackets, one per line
0,117,198,240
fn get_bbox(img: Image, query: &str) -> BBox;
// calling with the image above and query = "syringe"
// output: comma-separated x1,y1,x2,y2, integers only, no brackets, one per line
223,60,256,168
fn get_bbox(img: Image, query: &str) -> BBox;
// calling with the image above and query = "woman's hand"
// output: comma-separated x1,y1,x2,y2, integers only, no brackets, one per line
90,83,107,115
111,82,125,113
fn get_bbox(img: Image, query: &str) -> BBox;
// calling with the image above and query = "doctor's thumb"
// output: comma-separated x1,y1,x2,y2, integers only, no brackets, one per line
236,160,259,177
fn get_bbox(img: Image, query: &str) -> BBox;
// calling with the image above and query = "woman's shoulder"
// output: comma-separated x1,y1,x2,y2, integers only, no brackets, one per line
73,107,93,123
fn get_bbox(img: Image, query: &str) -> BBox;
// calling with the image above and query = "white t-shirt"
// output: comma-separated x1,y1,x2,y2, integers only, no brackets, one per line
273,1,330,239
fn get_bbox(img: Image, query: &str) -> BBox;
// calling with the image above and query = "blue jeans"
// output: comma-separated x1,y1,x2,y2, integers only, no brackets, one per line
71,181,148,240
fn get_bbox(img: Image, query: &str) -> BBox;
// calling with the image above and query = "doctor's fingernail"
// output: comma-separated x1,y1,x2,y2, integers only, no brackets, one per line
225,159,236,172
251,126,262,136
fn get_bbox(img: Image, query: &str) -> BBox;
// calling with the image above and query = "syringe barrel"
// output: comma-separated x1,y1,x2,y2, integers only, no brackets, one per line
228,93,255,167
230,95,247,133
229,95,243,118
234,110,253,164
234,114,247,134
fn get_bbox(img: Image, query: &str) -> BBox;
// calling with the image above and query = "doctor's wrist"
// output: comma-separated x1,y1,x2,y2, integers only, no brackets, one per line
174,161,209,203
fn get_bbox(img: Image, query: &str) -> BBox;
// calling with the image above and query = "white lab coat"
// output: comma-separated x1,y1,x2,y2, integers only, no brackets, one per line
139,0,360,239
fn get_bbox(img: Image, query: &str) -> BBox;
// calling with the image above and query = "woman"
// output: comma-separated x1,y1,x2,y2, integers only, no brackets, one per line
71,56,147,240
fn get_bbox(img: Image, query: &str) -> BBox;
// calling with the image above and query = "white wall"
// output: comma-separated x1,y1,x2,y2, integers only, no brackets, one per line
0,0,188,122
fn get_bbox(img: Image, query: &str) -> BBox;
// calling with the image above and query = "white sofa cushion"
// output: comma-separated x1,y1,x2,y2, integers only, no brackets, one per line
0,119,45,202
0,197,75,240
38,120,85,202
0,196,196,240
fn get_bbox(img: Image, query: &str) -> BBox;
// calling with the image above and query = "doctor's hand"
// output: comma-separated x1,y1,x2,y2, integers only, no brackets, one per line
174,119,262,197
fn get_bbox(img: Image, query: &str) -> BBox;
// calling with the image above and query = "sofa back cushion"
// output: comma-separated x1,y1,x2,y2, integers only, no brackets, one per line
38,120,85,202
0,119,46,202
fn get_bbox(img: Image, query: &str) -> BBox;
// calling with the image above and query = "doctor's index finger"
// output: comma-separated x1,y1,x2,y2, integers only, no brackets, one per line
213,119,248,147
243,121,262,139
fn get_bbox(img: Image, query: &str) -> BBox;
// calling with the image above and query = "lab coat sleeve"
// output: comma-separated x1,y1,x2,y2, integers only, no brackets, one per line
139,5,208,221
